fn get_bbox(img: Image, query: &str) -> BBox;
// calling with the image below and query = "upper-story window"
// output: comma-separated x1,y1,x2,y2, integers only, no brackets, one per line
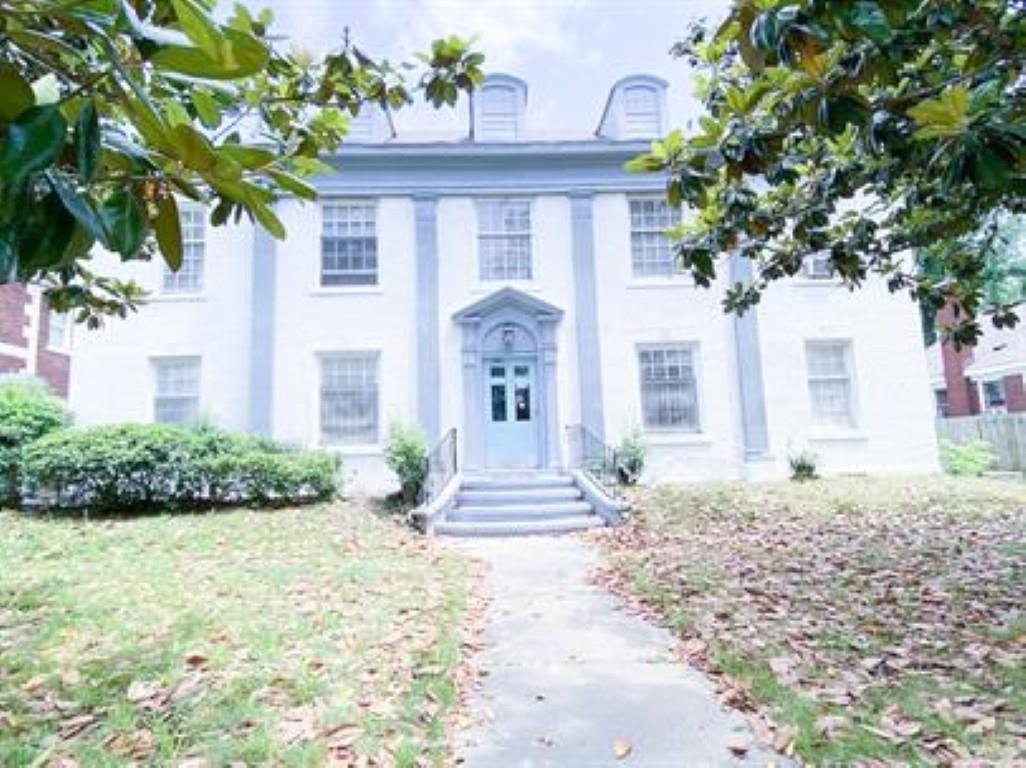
802,251,834,279
153,356,201,425
477,199,532,281
479,85,518,140
321,200,378,286
629,198,682,277
623,85,660,138
162,204,204,294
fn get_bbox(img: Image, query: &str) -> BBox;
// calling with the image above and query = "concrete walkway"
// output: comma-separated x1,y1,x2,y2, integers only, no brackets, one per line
454,537,777,768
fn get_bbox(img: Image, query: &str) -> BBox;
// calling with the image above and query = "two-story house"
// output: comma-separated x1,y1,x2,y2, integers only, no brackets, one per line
69,73,940,496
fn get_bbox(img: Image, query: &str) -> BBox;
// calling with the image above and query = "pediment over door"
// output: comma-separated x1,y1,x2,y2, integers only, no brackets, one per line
452,287,564,325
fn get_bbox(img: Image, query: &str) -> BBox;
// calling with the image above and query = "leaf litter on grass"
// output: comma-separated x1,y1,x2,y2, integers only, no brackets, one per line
591,477,1026,765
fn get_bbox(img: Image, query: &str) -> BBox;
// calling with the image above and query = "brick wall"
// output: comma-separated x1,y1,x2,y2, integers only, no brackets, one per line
1004,374,1026,413
0,284,71,397
936,303,979,417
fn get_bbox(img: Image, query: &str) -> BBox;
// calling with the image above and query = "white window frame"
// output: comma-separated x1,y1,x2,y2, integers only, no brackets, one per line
805,340,858,429
320,200,379,287
161,204,205,295
152,356,201,425
46,310,71,352
318,352,380,446
637,343,702,432
622,85,660,138
476,199,533,281
629,197,682,277
981,378,1007,412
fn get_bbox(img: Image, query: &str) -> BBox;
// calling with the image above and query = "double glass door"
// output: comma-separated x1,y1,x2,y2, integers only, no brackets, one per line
484,357,538,468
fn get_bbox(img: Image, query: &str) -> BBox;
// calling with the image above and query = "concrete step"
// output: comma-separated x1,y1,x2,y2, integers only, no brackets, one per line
461,474,574,491
449,500,594,523
456,486,582,506
434,514,603,537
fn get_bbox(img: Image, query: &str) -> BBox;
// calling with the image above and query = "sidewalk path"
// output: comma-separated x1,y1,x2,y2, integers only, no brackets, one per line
454,536,778,768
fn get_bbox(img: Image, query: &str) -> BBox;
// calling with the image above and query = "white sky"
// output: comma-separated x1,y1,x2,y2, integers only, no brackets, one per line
243,0,731,138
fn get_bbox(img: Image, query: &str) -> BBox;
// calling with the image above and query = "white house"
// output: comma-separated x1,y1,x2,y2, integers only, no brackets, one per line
70,73,940,510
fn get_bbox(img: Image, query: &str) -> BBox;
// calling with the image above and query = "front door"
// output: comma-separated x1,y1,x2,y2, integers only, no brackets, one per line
485,357,539,468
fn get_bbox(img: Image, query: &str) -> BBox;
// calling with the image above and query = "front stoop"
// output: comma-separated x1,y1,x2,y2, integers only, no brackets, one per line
429,472,623,537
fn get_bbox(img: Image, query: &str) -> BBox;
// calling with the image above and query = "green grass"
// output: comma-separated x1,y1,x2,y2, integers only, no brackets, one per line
0,502,473,766
598,476,1026,765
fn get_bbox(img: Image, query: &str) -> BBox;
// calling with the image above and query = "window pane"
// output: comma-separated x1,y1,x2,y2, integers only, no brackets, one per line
320,354,379,444
806,342,855,427
154,358,200,425
477,200,532,280
629,199,681,277
321,201,378,286
515,383,531,422
638,346,699,430
491,384,507,422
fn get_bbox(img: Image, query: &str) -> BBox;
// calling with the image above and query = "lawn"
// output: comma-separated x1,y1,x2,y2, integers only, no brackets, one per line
0,502,479,767
594,477,1026,765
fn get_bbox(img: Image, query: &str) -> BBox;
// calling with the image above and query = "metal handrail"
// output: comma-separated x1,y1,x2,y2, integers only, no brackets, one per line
419,428,458,506
565,424,626,497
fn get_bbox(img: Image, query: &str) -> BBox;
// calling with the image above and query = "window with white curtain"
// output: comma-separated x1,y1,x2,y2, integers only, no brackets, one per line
162,204,205,294
320,353,379,444
321,200,378,286
47,310,70,351
806,341,857,428
622,85,660,137
629,198,682,277
638,345,700,430
477,199,532,280
153,357,201,425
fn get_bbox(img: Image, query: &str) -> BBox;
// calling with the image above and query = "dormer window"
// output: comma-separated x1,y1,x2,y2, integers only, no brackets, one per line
473,74,527,142
623,85,659,138
596,75,668,141
346,106,388,143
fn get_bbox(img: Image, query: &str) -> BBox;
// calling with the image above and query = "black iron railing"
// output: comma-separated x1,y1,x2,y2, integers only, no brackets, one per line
419,428,458,506
565,424,624,497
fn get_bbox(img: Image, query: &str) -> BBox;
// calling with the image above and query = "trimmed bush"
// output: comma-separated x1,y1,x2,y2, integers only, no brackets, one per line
939,438,997,476
21,423,340,513
0,378,69,508
384,422,428,504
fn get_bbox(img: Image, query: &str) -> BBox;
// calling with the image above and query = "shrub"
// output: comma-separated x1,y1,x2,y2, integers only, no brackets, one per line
0,378,69,508
21,423,340,513
939,438,997,476
384,422,428,504
788,449,819,482
616,430,646,485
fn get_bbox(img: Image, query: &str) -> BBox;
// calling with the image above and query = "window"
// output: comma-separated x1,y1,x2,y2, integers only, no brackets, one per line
630,198,682,277
153,357,200,425
934,389,949,418
477,199,532,280
47,310,70,351
479,85,519,140
623,85,660,137
162,205,205,293
982,379,1006,411
321,201,378,286
638,345,700,430
320,353,379,444
806,341,856,428
802,252,834,279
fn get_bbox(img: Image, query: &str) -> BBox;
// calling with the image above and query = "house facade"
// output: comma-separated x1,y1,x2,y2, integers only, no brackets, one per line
69,74,940,493
0,284,73,397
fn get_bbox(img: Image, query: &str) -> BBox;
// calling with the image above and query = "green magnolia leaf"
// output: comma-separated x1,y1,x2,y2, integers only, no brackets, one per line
908,85,969,140
99,189,146,256
21,192,76,272
848,1,892,45
247,197,286,239
268,169,317,201
171,0,225,61
74,100,101,184
169,124,217,171
154,196,184,271
0,105,67,182
0,64,35,121
192,89,221,128
151,28,269,80
47,172,107,244
218,145,276,169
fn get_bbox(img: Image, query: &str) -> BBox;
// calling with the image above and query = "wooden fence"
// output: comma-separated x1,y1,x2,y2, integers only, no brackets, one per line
936,414,1026,471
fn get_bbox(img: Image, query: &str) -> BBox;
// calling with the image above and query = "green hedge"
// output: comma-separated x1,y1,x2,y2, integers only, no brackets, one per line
0,379,69,508
21,423,340,513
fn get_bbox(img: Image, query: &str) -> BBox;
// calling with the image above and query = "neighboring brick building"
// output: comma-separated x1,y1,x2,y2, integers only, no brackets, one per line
927,305,1026,417
0,284,72,397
